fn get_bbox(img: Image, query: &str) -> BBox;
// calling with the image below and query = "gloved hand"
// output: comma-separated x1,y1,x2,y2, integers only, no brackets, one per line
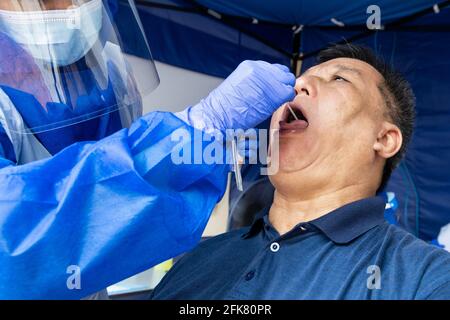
177,60,296,131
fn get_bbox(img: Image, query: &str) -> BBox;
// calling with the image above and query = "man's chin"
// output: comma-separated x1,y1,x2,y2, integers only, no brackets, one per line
268,136,316,174
270,157,312,174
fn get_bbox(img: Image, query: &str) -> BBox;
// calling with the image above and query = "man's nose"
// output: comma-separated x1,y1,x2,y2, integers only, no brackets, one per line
294,76,317,98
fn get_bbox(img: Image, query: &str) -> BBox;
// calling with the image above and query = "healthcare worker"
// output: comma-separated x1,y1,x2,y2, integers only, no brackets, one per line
0,0,296,299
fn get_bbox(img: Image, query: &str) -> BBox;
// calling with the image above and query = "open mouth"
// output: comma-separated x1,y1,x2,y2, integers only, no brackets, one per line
279,104,309,131
286,106,307,123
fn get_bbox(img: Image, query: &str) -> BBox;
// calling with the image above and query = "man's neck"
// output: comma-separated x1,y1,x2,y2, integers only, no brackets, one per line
269,183,375,235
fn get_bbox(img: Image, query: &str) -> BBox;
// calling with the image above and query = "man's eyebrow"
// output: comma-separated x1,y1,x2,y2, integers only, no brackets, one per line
332,64,363,78
302,64,363,79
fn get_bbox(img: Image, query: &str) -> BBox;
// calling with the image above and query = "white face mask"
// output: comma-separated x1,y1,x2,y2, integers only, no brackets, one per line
0,0,103,66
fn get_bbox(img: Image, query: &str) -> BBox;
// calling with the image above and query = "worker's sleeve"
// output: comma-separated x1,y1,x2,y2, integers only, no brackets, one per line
0,123,16,166
0,111,229,299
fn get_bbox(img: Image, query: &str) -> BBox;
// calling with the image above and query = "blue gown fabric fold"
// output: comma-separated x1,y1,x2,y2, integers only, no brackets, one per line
0,111,228,299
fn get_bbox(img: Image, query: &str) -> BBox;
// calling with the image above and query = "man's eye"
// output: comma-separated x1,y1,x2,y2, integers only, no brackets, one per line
333,75,348,82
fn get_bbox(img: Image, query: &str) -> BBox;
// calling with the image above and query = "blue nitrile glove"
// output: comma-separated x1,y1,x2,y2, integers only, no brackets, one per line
177,60,296,131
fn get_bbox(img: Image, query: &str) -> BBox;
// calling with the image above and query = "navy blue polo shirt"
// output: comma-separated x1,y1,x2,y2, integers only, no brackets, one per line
151,196,450,300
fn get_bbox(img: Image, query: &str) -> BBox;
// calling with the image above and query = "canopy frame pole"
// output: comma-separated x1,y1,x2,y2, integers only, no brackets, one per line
291,25,303,76
135,0,450,70
300,0,450,60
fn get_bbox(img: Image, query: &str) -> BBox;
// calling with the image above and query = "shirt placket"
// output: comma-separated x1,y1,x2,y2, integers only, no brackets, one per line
224,222,311,299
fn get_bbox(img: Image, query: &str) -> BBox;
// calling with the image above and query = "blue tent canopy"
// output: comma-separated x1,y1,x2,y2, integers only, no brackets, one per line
132,0,450,241
195,0,435,26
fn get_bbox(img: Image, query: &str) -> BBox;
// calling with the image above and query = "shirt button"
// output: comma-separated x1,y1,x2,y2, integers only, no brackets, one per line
270,242,280,252
300,226,307,231
245,270,255,281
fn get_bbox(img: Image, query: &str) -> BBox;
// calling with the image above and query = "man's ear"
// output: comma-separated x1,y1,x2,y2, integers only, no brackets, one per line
373,122,403,159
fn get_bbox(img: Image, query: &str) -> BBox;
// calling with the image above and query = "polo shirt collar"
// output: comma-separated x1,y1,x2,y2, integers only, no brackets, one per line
243,196,386,244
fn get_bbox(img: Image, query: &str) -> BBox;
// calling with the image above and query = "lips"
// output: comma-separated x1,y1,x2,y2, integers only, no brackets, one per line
279,103,309,131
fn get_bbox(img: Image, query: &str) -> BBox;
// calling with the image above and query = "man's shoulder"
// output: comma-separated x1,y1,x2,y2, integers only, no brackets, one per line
375,222,450,260
151,227,251,299
171,227,251,268
373,222,450,299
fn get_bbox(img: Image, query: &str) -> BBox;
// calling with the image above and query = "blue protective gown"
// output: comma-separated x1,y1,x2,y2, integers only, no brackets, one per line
0,1,229,299
0,109,228,299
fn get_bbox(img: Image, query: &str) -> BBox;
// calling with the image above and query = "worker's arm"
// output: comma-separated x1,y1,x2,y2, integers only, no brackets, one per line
0,60,296,299
0,111,228,299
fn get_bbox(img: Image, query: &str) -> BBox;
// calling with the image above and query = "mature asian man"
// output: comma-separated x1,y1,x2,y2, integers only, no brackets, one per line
150,44,450,300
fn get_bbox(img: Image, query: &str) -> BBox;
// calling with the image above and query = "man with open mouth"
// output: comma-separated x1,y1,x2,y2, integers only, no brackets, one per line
150,44,450,300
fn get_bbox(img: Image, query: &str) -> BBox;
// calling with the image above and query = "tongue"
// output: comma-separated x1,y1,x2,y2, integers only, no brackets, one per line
279,120,309,130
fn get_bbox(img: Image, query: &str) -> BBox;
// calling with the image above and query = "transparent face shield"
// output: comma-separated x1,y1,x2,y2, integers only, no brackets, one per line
0,0,159,134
